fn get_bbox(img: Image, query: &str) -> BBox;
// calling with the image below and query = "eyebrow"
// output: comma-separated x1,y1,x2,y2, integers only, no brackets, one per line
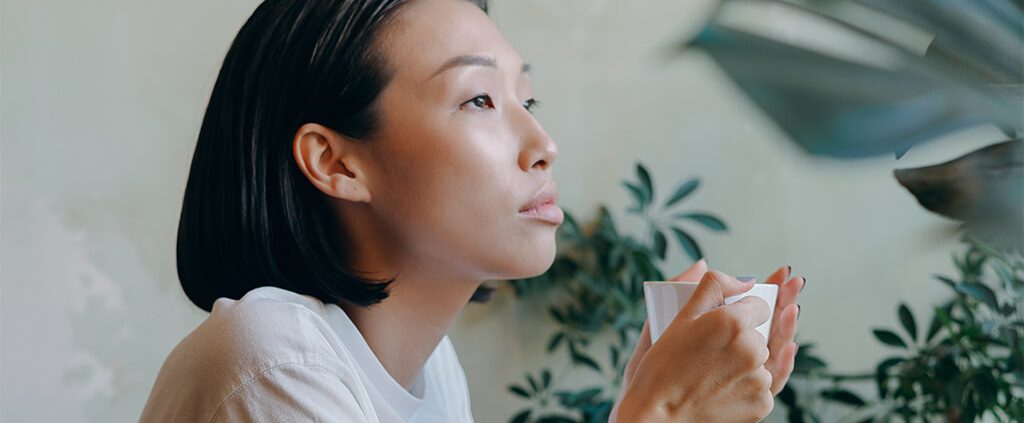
429,55,531,79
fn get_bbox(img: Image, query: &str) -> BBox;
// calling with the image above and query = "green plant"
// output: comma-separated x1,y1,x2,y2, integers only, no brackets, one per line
685,0,1023,250
780,239,1024,422
683,2,1024,418
503,163,728,423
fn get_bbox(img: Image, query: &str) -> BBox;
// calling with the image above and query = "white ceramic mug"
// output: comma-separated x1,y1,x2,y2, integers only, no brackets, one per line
644,280,778,344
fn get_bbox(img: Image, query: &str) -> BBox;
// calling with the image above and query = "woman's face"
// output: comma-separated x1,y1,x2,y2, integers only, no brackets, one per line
359,0,561,281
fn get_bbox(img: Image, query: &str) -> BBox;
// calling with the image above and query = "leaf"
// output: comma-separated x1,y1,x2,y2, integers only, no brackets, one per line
665,178,700,208
536,415,577,423
510,409,531,423
898,303,918,342
956,281,1000,310
556,387,604,407
526,373,539,393
653,229,667,260
541,369,551,389
674,212,728,232
687,9,1022,159
821,388,867,406
778,384,797,407
670,227,704,261
934,275,959,290
569,342,602,373
793,347,828,373
622,182,649,213
508,384,531,399
926,302,953,342
873,329,908,349
875,356,904,399
547,332,564,352
609,345,621,369
895,140,1023,250
548,307,566,324
635,163,654,205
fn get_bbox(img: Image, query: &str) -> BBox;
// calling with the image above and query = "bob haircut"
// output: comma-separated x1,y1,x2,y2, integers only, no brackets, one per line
177,0,490,313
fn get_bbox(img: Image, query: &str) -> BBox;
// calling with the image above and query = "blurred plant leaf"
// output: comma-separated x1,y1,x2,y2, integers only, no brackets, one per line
635,163,654,204
653,229,668,259
898,303,918,342
894,139,1023,251
509,384,531,399
670,226,704,261
686,0,1023,159
821,388,867,406
856,0,1023,84
674,212,728,232
872,328,908,348
664,178,700,208
622,182,649,213
510,409,531,423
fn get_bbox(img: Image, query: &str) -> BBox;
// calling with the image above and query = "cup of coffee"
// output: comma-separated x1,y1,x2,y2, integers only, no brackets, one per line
644,278,778,344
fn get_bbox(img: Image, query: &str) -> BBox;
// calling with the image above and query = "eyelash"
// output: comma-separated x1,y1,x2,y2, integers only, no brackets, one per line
460,94,541,114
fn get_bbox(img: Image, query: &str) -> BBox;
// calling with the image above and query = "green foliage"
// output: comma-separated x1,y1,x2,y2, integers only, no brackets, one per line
781,239,1024,423
504,162,728,422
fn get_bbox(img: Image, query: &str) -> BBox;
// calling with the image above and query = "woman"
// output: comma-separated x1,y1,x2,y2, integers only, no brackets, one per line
139,0,805,421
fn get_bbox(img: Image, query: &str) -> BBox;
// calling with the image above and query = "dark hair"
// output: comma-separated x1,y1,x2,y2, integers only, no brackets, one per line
177,0,489,312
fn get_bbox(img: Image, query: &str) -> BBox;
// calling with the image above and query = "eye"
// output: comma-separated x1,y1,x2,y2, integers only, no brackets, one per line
461,94,495,111
522,98,541,114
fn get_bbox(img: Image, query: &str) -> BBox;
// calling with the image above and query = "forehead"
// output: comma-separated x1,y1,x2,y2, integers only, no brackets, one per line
380,0,522,79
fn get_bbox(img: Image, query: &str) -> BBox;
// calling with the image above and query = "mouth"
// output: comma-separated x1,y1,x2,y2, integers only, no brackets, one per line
518,199,564,225
518,198,554,213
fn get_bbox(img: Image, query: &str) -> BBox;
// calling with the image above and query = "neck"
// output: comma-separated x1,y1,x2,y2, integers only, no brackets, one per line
339,268,478,390
335,204,481,390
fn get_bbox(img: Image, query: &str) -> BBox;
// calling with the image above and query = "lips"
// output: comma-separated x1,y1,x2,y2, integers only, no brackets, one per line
519,182,564,225
519,183,560,213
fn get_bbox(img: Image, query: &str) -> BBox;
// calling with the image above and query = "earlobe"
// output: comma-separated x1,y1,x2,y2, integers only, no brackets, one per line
292,123,372,203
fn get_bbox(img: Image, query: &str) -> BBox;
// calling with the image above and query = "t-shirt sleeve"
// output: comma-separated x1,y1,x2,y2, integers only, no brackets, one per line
207,362,374,423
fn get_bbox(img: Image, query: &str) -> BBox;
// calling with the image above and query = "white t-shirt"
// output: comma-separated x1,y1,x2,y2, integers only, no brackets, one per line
138,286,475,422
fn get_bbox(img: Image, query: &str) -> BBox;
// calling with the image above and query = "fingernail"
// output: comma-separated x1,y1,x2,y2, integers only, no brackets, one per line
737,275,756,283
797,304,801,320
800,277,808,292
786,265,792,275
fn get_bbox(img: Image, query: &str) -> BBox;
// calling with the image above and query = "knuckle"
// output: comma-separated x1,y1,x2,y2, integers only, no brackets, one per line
729,334,760,368
756,367,773,391
723,311,745,337
754,391,775,418
702,270,730,287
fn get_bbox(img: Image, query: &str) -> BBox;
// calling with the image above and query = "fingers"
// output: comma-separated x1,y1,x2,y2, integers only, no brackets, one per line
770,342,798,395
770,274,802,342
766,304,799,375
726,295,773,330
764,265,791,286
669,258,708,282
678,270,755,320
623,320,652,388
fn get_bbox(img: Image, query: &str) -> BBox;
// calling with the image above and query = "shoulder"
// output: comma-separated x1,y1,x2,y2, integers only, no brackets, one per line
181,286,342,374
140,287,373,422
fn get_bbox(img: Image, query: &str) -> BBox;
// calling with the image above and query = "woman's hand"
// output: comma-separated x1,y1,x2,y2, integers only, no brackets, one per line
762,266,804,394
610,265,804,422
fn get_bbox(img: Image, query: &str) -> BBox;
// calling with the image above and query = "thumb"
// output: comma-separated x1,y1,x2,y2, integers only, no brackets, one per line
677,270,755,320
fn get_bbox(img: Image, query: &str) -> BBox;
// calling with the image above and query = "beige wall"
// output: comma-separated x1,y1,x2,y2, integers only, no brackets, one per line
1,0,1004,421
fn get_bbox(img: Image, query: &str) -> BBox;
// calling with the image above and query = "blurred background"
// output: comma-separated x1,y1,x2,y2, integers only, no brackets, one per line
2,0,1020,422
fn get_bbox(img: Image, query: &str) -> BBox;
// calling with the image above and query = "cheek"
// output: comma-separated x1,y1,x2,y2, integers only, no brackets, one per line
375,130,557,278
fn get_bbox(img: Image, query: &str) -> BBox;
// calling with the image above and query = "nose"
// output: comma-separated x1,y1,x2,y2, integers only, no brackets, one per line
517,110,558,172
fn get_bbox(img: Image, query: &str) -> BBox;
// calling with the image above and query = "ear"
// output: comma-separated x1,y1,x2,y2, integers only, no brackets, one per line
292,123,372,203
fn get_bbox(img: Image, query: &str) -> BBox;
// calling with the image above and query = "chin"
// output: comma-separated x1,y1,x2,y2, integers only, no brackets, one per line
502,237,558,279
